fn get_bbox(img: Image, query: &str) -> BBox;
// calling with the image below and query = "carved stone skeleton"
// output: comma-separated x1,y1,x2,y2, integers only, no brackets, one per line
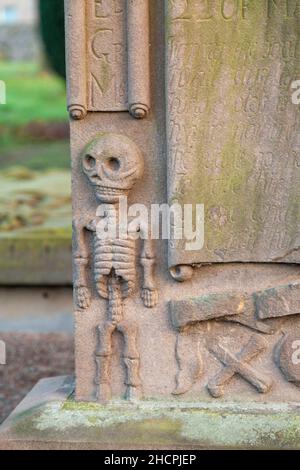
73,134,158,402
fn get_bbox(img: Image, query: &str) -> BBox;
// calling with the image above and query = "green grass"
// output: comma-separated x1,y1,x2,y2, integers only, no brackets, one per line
0,61,70,172
0,61,67,128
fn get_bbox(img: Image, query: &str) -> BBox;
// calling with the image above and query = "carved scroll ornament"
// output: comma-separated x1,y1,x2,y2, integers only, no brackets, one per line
65,0,150,120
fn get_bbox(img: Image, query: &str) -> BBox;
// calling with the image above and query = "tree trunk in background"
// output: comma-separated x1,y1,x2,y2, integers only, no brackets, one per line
39,0,66,80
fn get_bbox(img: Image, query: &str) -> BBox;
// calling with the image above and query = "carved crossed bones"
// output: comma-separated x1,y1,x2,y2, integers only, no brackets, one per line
207,335,272,398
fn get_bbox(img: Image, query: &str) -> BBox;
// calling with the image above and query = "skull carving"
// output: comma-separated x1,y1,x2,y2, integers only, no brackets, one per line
83,133,144,202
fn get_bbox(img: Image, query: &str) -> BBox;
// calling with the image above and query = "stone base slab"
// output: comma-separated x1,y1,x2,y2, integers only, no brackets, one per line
1,376,300,450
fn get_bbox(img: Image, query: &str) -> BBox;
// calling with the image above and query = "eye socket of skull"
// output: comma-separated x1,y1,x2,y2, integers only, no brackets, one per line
83,154,96,171
104,156,121,172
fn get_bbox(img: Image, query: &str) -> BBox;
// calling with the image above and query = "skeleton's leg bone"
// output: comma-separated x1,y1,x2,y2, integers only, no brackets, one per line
118,320,142,400
95,272,122,401
124,359,142,401
95,322,115,357
95,322,115,402
123,358,141,388
95,356,112,403
118,320,139,359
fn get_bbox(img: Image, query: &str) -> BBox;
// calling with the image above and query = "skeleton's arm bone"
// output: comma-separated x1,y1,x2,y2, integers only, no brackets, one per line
140,237,156,290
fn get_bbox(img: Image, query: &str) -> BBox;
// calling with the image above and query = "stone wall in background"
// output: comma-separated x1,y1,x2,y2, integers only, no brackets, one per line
0,25,41,61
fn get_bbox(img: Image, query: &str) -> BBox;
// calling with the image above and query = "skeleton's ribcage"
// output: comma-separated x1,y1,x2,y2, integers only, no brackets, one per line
93,236,136,299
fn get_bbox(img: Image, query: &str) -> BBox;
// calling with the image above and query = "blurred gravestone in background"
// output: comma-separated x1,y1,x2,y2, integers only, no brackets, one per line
0,0,41,61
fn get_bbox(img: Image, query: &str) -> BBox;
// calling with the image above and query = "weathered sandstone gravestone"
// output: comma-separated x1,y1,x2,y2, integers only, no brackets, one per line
1,0,300,450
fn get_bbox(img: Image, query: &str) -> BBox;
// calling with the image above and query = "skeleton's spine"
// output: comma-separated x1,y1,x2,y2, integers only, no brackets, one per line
108,274,123,325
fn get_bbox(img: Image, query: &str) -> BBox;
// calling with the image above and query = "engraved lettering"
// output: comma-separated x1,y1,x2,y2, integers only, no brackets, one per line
95,0,111,18
87,0,127,111
221,0,238,20
167,0,300,266
171,0,300,21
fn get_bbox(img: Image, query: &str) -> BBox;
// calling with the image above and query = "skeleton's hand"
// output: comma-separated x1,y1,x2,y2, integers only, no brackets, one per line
75,285,91,310
141,288,158,308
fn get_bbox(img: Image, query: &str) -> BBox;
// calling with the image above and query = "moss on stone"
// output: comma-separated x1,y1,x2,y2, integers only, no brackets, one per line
8,399,300,449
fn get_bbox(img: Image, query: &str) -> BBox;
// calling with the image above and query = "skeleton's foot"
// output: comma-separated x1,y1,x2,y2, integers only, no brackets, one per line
125,385,142,402
95,353,112,403
96,383,112,403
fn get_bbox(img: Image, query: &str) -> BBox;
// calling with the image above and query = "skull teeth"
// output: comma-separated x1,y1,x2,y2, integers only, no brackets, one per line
97,187,123,195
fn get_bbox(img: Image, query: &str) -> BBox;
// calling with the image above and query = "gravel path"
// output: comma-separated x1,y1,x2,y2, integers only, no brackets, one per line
0,333,74,424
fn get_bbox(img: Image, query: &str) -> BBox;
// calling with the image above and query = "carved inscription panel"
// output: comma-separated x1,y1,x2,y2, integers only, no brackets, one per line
86,0,127,111
166,0,300,267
